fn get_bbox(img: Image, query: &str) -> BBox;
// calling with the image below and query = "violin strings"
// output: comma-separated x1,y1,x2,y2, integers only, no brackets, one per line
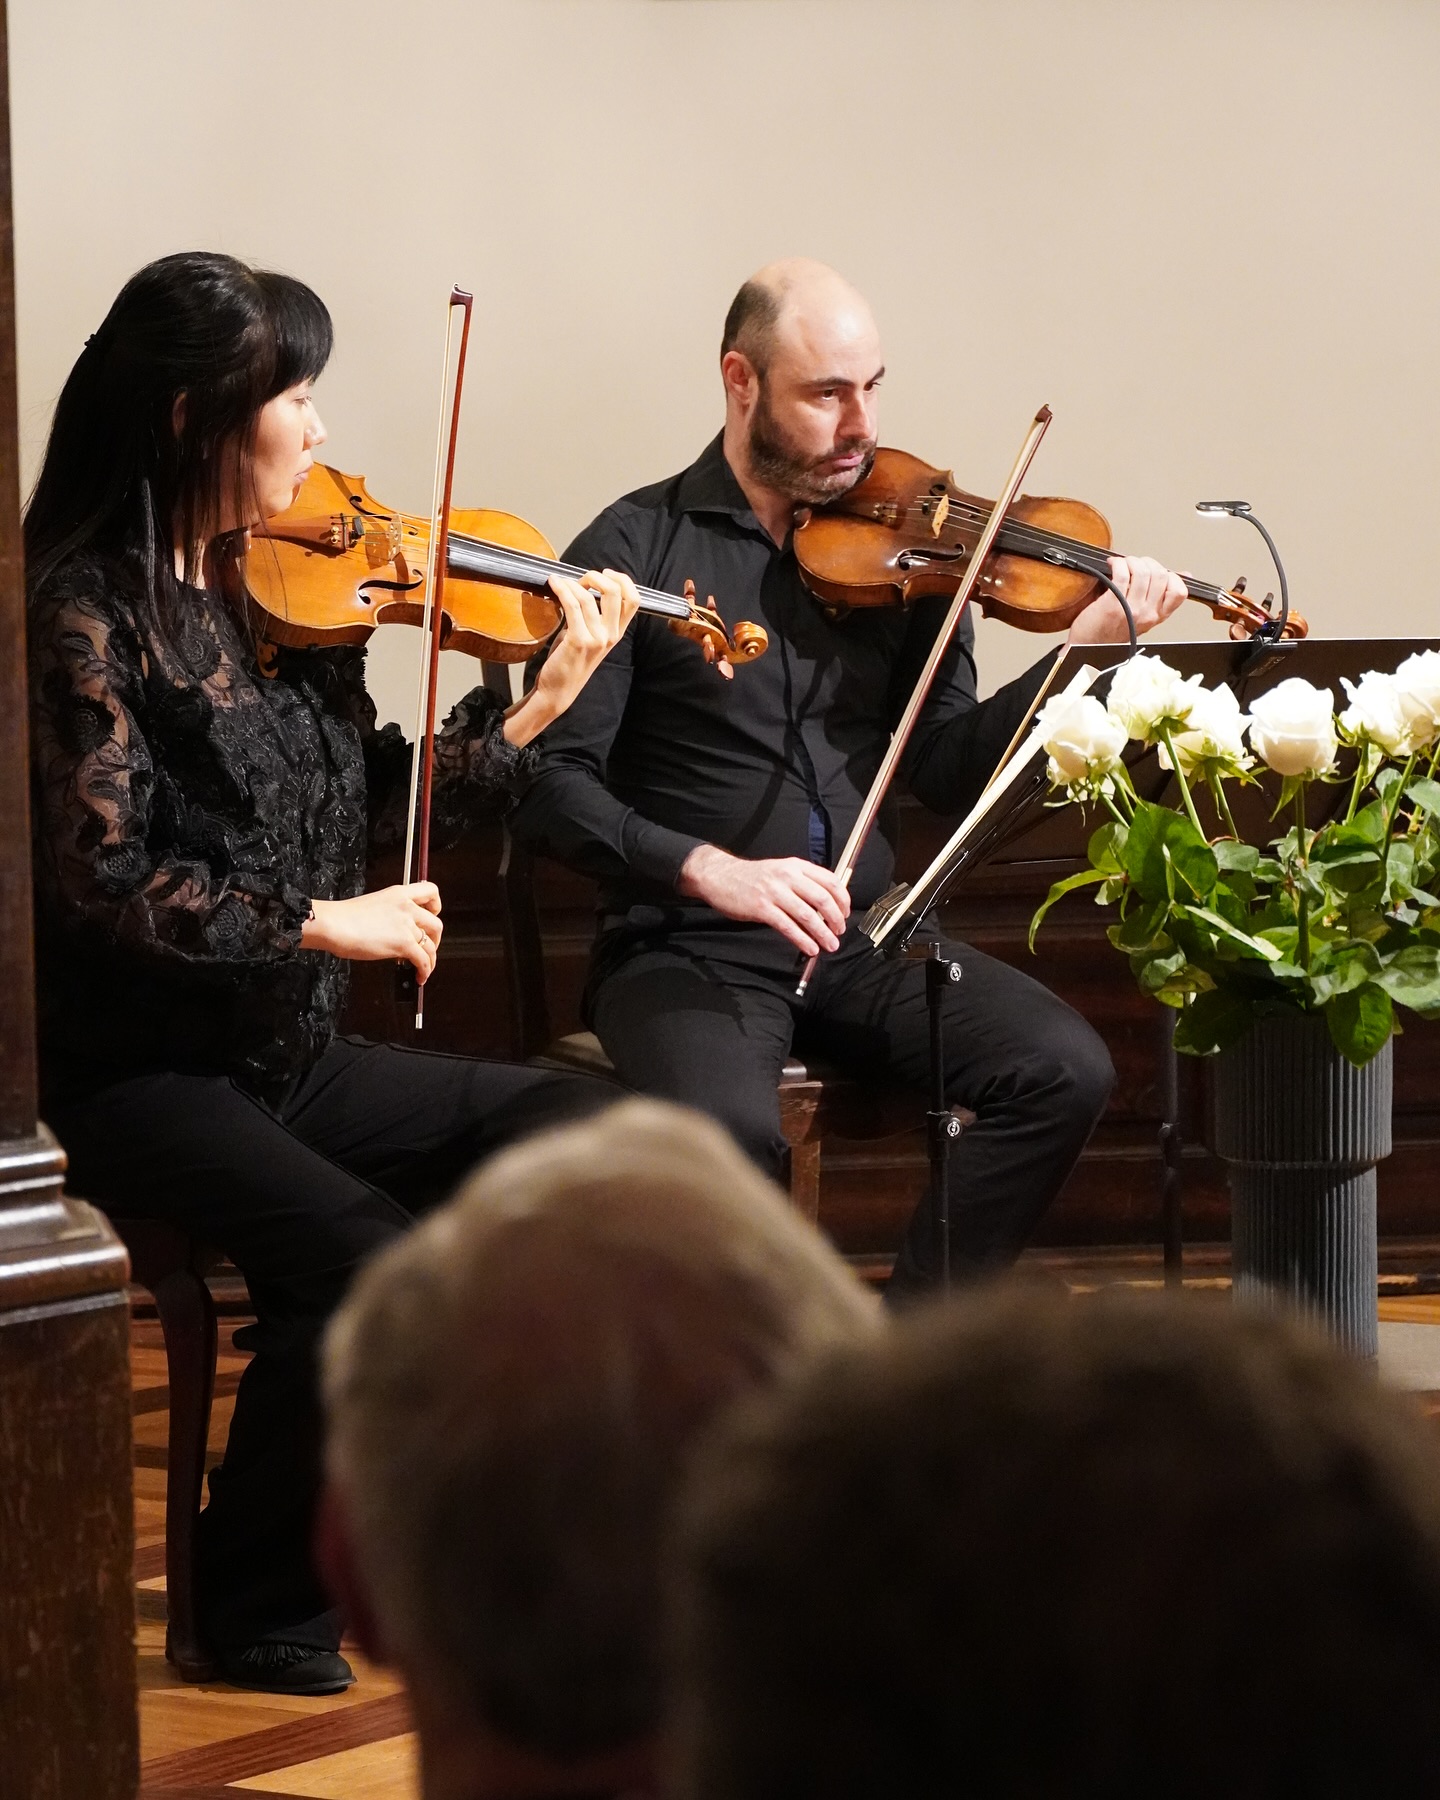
892,497,1231,605
444,531,692,620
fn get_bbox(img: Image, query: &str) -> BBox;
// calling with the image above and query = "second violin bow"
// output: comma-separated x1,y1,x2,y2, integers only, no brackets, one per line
795,403,1054,996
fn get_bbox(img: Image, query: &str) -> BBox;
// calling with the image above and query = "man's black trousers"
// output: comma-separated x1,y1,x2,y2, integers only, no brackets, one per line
43,1035,614,1654
590,925,1115,1291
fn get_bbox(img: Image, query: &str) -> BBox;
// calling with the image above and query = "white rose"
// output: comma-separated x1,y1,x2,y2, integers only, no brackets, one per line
1159,682,1252,779
1391,650,1440,753
1247,678,1338,778
1106,654,1203,745
1036,692,1128,790
1340,670,1414,758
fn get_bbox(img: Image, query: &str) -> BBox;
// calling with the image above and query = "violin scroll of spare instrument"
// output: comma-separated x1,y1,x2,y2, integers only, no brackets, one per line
793,447,1307,641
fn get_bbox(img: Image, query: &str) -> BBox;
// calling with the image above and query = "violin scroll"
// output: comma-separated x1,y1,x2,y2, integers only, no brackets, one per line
677,577,769,668
1207,574,1309,642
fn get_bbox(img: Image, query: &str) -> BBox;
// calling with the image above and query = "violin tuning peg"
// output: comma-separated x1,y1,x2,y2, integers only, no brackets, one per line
1232,575,1248,595
684,578,697,602
1263,591,1276,615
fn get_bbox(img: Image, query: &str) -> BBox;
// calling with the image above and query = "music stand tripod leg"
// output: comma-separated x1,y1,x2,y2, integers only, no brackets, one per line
925,943,964,1291
1159,1007,1184,1287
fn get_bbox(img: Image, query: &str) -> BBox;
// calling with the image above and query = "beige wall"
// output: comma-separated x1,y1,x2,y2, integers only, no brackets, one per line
12,0,1440,725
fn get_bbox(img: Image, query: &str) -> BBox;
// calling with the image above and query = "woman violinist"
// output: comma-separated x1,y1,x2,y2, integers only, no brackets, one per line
26,251,635,1695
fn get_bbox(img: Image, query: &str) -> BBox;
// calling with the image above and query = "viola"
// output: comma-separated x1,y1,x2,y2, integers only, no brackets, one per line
242,462,769,668
793,447,1306,641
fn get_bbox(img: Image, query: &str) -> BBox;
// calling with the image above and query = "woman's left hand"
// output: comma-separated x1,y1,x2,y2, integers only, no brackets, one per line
503,569,641,746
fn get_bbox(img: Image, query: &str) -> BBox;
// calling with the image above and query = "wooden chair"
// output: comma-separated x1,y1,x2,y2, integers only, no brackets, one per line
113,1217,221,1682
496,825,965,1226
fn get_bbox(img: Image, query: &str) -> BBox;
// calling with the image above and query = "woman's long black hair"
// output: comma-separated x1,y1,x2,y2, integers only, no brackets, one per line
24,250,332,612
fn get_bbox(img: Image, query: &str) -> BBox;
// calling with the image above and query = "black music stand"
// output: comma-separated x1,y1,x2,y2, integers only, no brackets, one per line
868,635,1440,1291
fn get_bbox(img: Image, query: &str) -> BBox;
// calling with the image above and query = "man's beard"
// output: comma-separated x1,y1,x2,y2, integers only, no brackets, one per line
746,384,876,508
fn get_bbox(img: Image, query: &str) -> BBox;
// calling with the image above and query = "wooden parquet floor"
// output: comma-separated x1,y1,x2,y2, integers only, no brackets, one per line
129,1276,1440,1796
131,1315,419,1799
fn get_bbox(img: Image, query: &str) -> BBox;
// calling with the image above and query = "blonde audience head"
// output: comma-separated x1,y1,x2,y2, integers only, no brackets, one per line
320,1097,878,1799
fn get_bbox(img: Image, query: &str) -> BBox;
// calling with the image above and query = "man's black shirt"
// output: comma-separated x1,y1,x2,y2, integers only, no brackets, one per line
510,434,1053,973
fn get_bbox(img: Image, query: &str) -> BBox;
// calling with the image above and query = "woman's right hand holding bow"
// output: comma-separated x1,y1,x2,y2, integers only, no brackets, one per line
302,883,443,982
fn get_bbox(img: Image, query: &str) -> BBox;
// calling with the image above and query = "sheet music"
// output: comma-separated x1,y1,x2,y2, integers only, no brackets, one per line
864,659,1104,950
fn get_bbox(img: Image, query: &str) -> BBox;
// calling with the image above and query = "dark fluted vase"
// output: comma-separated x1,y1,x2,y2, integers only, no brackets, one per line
1211,1012,1391,1357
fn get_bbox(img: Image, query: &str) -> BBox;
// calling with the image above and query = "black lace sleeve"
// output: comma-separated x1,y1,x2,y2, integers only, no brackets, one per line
29,569,312,965
326,648,539,851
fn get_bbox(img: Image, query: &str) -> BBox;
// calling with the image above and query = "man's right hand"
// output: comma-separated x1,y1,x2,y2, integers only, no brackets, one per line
302,883,444,982
677,845,850,957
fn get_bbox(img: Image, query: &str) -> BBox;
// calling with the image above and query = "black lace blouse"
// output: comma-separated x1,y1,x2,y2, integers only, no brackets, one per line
29,554,533,1104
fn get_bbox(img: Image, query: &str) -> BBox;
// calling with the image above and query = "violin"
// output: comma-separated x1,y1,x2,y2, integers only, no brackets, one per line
793,447,1307,641
241,462,769,667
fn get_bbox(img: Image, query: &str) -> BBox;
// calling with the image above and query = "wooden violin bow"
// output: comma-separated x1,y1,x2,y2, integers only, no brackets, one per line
402,286,474,1029
795,405,1055,997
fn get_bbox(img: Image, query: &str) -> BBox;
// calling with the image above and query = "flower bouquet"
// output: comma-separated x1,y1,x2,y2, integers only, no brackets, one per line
1028,650,1440,1067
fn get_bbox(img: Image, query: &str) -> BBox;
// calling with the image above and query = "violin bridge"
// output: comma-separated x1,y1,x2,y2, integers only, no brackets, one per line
363,518,402,568
931,492,950,538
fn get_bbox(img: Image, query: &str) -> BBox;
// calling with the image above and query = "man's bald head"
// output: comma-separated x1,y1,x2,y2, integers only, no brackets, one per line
721,258,875,376
719,259,884,513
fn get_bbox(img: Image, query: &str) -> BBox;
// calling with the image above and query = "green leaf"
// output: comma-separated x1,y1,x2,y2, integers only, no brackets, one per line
1309,941,1382,1004
1029,868,1112,951
1134,948,1189,996
1087,821,1126,875
1376,766,1403,801
1120,804,1218,905
1325,983,1394,1067
1406,778,1440,816
1348,798,1388,843
1346,905,1392,943
1374,943,1440,1014
1111,894,1171,952
1314,822,1381,858
1214,840,1259,873
1180,905,1284,961
1165,822,1220,903
1316,850,1384,897
1211,884,1255,928
1272,773,1308,819
1122,803,1169,901
1173,988,1255,1056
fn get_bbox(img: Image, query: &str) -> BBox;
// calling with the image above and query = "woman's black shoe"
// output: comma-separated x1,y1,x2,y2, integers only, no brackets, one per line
217,1641,355,1695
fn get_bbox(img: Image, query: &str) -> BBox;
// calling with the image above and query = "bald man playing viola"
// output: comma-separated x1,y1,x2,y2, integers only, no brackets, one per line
512,260,1187,1294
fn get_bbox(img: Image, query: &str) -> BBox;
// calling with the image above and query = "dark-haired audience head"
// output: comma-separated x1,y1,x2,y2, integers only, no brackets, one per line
672,1287,1440,1800
319,1098,879,1800
720,257,881,507
24,249,331,599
